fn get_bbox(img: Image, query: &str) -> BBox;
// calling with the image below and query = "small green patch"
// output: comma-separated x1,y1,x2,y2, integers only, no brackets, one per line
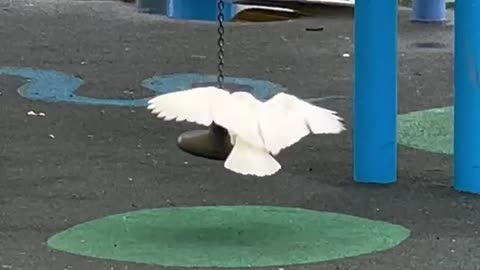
398,106,453,154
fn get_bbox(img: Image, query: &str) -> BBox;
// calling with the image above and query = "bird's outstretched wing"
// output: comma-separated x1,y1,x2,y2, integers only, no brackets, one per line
148,88,344,157
259,92,345,155
147,86,231,126
147,88,266,148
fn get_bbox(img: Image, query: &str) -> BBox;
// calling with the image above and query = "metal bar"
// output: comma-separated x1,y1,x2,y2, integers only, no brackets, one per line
453,0,480,194
353,0,398,184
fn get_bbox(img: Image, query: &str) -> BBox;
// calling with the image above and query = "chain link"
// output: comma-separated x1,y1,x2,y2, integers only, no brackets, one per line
216,0,225,89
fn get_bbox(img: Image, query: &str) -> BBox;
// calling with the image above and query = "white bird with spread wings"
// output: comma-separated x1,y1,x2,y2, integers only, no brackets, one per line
147,86,345,177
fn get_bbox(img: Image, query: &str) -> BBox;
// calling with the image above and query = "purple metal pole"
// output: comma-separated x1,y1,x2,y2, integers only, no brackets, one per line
411,0,446,23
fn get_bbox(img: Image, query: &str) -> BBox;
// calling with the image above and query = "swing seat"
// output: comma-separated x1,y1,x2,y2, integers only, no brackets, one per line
177,125,233,161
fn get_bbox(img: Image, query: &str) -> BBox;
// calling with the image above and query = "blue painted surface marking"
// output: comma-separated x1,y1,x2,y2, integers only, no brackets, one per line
0,67,149,107
353,0,398,184
142,73,283,101
0,67,284,107
453,1,480,194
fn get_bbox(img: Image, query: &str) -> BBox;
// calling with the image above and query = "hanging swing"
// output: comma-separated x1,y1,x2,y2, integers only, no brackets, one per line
147,0,346,177
175,0,233,162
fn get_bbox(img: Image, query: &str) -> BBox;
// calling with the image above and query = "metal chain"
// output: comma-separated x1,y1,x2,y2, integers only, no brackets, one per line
216,0,225,89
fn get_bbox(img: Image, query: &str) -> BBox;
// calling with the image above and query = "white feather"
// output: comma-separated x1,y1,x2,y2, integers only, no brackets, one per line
259,94,311,155
224,135,281,177
259,92,345,155
147,87,345,177
292,95,346,134
147,86,230,126
212,91,265,149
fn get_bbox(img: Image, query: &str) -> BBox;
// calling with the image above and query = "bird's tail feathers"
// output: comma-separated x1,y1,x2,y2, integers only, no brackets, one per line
225,136,281,177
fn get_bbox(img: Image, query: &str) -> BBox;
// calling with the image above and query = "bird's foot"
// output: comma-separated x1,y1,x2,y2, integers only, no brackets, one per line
177,124,233,161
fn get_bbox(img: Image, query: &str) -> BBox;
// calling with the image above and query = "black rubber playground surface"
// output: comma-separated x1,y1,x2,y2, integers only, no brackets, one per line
1,1,478,270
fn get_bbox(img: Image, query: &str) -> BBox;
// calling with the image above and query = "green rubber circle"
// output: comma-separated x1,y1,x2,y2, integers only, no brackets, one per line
47,206,410,268
398,106,453,154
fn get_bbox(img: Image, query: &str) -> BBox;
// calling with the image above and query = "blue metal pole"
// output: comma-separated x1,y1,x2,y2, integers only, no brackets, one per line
454,1,480,194
353,0,398,184
167,0,235,22
411,0,446,23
